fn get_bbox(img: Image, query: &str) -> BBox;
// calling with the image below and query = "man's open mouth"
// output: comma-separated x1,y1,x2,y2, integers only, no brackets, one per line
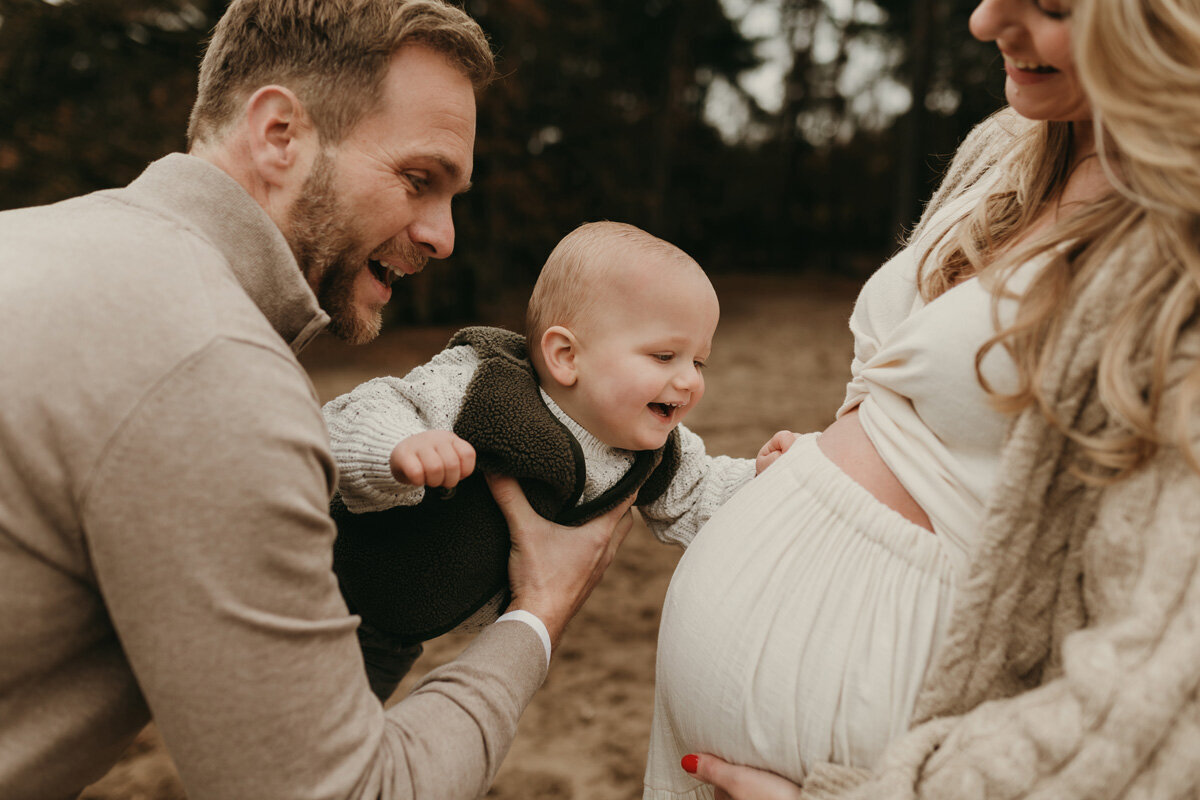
368,259,399,288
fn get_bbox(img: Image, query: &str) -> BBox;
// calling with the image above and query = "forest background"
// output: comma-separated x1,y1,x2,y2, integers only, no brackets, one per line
0,0,1005,323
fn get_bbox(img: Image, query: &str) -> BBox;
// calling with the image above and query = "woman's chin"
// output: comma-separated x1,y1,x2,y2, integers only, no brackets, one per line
1005,87,1092,124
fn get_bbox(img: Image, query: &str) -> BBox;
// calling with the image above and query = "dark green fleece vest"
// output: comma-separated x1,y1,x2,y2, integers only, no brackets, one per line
331,326,680,643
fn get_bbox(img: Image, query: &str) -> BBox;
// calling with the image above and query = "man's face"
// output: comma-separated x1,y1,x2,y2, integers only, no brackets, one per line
287,45,477,344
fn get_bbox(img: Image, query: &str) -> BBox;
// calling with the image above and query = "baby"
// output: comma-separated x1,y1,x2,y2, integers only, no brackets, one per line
324,222,784,661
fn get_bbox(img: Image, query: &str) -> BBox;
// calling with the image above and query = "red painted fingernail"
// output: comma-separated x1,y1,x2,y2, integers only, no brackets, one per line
681,754,699,774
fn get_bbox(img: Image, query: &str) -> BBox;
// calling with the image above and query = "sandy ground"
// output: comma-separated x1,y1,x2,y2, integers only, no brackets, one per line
80,273,860,800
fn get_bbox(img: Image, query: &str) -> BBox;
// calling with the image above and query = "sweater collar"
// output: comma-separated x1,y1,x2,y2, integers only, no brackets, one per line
125,153,330,354
538,388,630,459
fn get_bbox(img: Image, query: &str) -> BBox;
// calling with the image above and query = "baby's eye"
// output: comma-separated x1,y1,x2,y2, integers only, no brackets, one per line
652,353,674,363
694,360,707,370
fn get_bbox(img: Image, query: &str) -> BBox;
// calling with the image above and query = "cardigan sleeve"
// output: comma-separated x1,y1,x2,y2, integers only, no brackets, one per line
636,423,755,548
322,344,480,513
798,446,1200,800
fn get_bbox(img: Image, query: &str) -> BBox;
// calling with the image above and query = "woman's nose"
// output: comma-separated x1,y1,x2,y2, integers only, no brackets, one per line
969,0,1016,43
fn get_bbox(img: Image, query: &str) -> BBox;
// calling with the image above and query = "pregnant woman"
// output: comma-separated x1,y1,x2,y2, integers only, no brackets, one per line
646,0,1200,797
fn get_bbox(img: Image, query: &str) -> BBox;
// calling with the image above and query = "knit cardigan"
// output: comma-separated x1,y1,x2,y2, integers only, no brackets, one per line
801,110,1200,799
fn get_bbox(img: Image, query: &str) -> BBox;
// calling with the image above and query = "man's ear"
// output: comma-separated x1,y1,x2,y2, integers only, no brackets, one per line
244,85,317,190
540,326,580,388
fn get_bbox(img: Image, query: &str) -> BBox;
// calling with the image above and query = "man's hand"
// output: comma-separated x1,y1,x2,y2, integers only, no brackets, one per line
755,430,799,475
389,430,476,487
681,754,803,800
486,474,634,651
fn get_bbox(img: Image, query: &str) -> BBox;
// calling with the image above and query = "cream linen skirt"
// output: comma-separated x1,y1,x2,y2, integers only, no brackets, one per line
643,433,956,799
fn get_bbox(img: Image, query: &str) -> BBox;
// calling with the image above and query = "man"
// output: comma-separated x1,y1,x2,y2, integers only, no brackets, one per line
0,2,633,798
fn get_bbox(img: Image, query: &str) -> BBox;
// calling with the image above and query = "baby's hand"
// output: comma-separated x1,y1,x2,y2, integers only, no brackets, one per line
390,430,476,488
755,430,799,475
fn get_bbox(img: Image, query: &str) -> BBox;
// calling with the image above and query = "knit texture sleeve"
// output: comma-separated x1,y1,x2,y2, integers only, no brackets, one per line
637,424,755,548
798,447,1200,800
322,345,479,513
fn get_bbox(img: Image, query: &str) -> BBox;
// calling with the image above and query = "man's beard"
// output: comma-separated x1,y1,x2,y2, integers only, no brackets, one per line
286,151,382,345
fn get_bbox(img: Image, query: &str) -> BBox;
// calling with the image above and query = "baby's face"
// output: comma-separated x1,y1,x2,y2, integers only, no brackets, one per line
568,267,719,451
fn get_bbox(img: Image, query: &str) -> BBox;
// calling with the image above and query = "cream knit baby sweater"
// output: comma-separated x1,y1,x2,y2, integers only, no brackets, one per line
800,110,1200,799
323,338,755,548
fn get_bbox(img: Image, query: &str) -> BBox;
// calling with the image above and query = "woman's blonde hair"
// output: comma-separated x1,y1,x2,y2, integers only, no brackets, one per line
915,0,1200,481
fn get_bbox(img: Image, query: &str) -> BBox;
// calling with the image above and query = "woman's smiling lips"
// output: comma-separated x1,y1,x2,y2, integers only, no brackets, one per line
1002,54,1060,85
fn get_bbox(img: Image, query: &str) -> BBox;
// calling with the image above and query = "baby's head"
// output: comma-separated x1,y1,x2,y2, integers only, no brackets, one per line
526,221,719,452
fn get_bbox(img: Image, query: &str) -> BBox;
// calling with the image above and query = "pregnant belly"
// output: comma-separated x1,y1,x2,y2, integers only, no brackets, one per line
818,408,933,532
651,433,954,782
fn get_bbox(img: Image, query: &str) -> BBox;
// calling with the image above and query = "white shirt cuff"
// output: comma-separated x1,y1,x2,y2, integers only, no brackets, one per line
495,610,551,667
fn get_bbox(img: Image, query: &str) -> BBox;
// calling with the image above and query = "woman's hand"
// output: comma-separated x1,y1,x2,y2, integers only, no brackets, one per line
755,430,800,475
682,754,803,800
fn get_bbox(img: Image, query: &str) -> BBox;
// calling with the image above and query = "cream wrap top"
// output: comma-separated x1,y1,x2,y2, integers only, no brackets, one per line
836,188,1039,578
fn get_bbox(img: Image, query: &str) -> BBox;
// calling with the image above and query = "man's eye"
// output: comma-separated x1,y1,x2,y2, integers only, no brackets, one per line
405,173,429,191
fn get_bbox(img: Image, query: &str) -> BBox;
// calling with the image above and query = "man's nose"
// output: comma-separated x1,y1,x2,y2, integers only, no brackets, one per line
410,201,455,259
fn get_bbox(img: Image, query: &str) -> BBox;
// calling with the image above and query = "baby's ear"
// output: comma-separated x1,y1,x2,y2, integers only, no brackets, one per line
540,326,579,388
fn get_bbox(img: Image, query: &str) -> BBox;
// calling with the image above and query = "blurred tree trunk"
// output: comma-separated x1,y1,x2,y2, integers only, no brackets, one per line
891,0,937,239
650,2,688,235
776,0,818,255
776,0,816,169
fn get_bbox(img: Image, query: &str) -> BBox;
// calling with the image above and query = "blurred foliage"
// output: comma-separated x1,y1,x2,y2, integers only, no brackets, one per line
0,0,1003,323
0,0,216,203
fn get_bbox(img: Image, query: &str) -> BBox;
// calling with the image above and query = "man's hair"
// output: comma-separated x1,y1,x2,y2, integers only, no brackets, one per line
187,0,495,148
525,221,697,357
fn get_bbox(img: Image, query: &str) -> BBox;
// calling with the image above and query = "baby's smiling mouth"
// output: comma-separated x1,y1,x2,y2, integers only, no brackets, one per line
649,401,685,420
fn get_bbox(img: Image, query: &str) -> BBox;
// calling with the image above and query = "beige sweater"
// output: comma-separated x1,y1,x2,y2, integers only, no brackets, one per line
0,154,547,800
801,111,1200,799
